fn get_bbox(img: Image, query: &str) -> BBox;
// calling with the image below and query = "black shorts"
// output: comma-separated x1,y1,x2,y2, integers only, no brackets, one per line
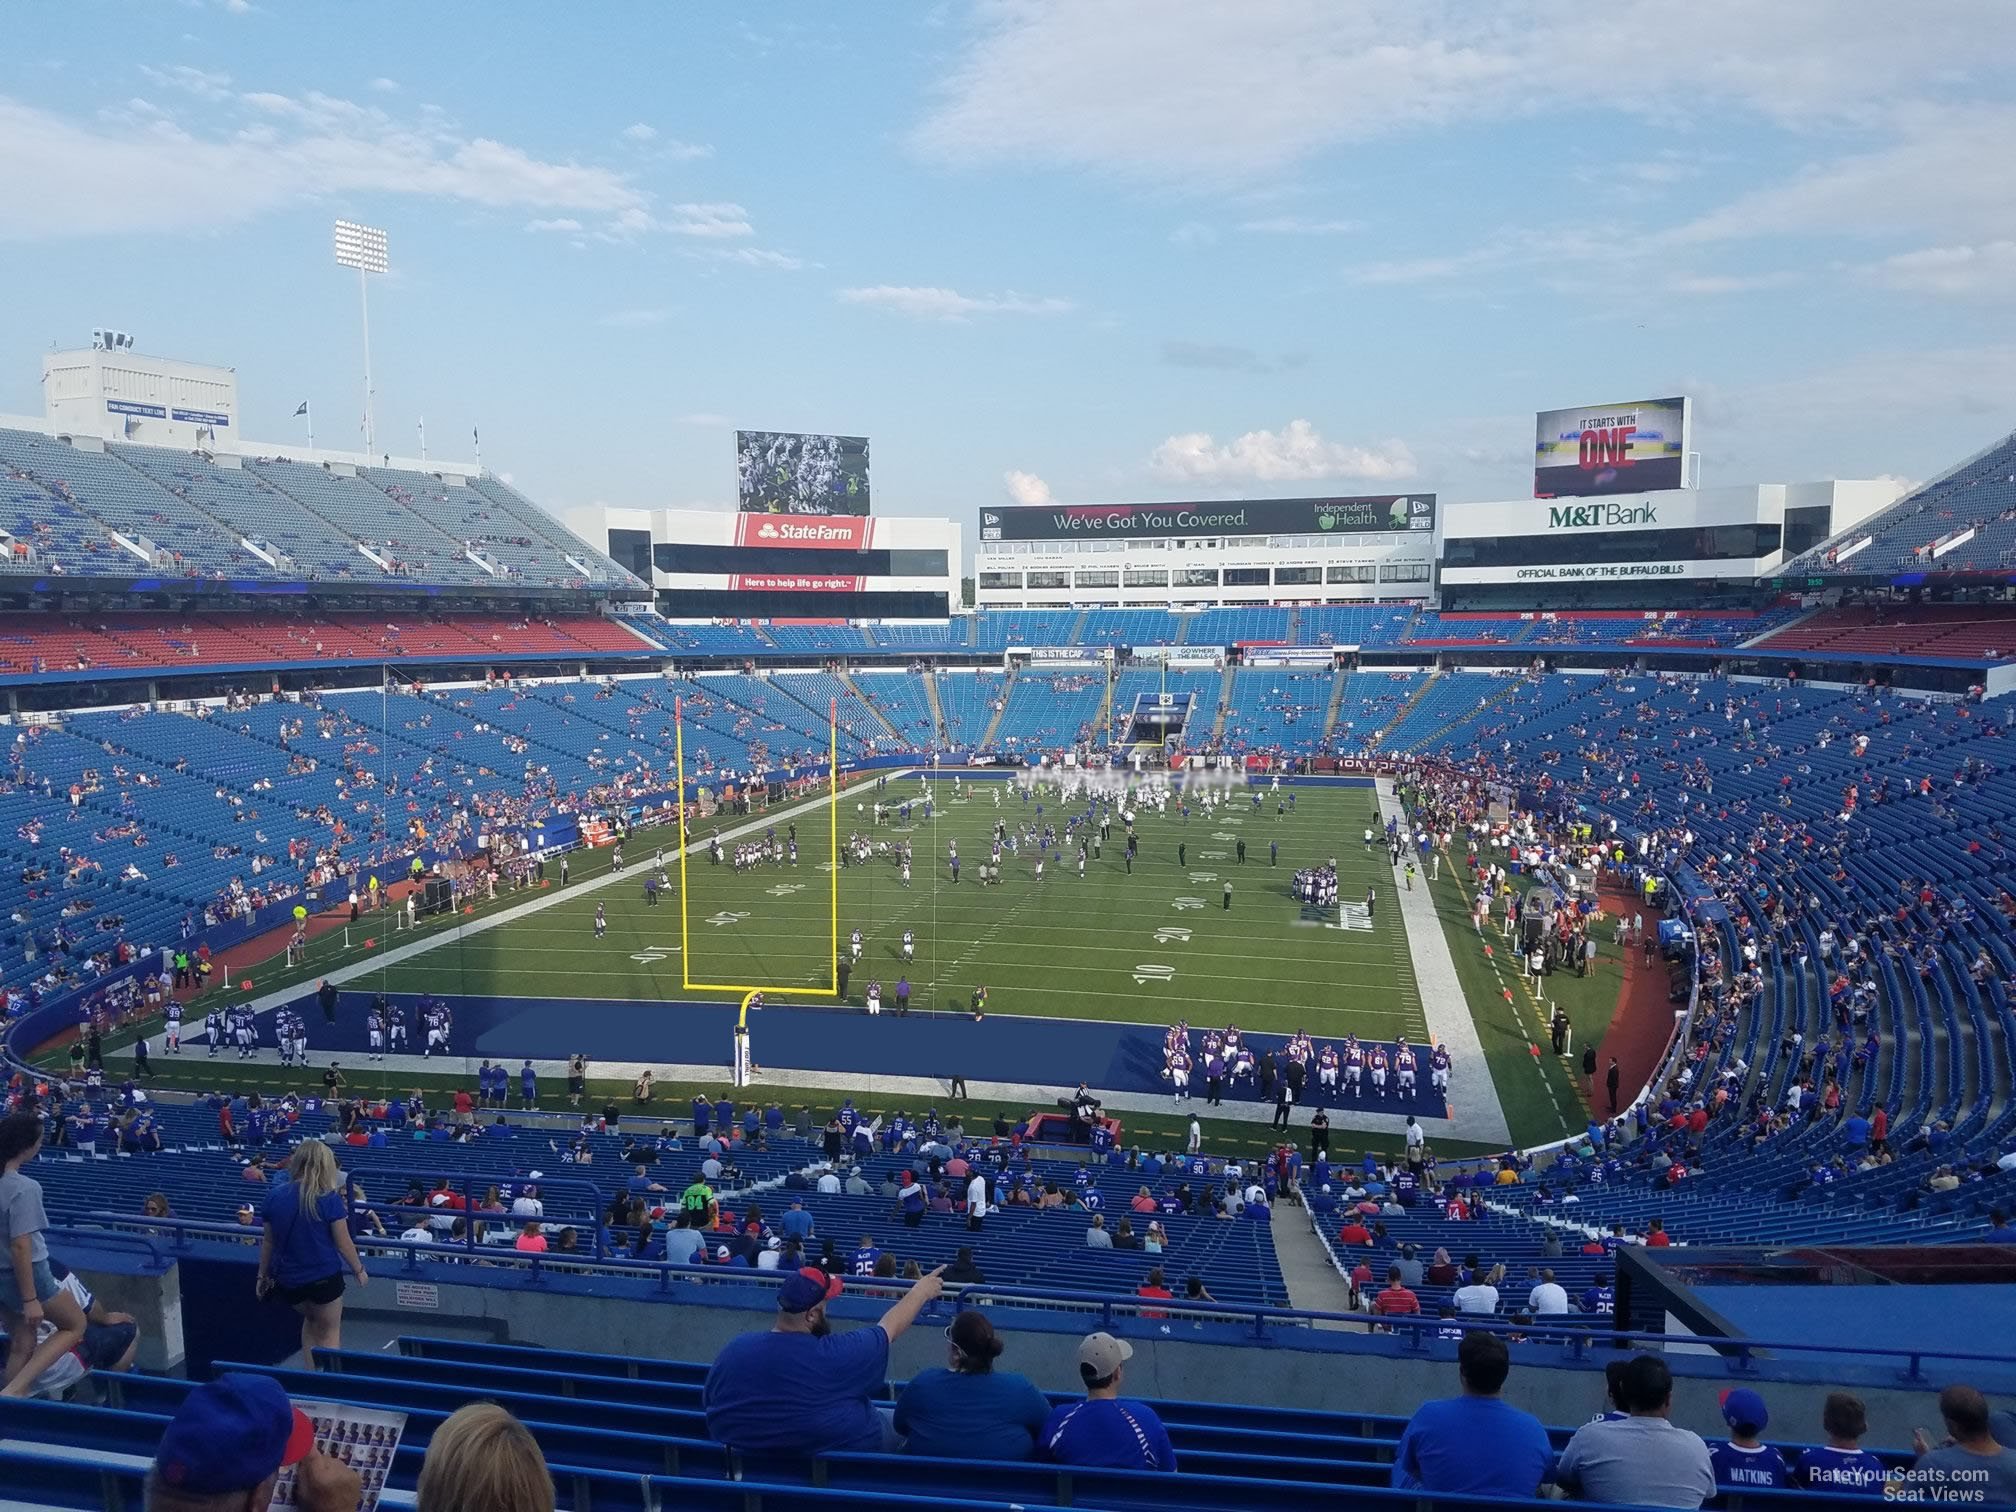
271,1273,345,1308
568,1077,585,1096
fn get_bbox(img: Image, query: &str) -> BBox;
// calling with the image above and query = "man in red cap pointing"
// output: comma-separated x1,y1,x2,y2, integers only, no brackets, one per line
147,1373,359,1512
704,1262,944,1455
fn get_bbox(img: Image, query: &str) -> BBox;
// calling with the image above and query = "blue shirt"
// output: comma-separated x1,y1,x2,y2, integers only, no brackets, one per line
1392,1394,1553,1496
1040,1399,1175,1471
778,1208,815,1240
1794,1445,1887,1491
704,1324,890,1454
520,1068,536,1093
895,1368,1051,1460
1711,1441,1789,1489
262,1182,347,1286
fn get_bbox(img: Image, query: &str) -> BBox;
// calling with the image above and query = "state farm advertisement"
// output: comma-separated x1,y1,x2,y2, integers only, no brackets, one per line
729,573,864,592
733,514,873,551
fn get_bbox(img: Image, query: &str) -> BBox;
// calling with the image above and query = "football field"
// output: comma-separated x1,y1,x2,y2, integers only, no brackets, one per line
359,777,1428,1043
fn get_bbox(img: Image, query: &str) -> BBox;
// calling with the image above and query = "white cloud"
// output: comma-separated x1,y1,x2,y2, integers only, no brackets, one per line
838,285,1073,321
1150,419,1416,484
525,217,583,233
0,91,649,239
1669,271,1798,295
137,65,233,102
1238,216,1358,235
370,77,399,93
708,247,807,270
621,121,657,142
659,139,713,161
1667,110,2016,250
1003,470,1052,506
597,308,675,328
650,202,753,238
1863,241,2016,296
915,1,2013,181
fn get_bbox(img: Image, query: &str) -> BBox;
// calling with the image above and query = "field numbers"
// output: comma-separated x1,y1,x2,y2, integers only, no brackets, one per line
1170,896,1207,911
705,911,751,927
1325,903,1375,932
1133,963,1177,984
1188,872,1219,884
629,945,683,963
1198,849,1230,860
1154,926,1193,944
766,883,807,897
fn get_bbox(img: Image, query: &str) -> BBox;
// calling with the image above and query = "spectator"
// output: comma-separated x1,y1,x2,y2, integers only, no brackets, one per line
147,1373,359,1512
703,1264,944,1454
934,1247,983,1286
1373,1266,1420,1323
19,1259,138,1398
1425,1246,1460,1286
1554,1354,1715,1508
1527,1268,1569,1315
893,1309,1050,1459
255,1139,368,1368
1910,1385,2016,1505
2,1111,89,1397
1392,1331,1552,1497
1084,1214,1113,1248
1137,1266,1174,1319
416,1401,554,1512
142,1192,173,1221
1338,1216,1373,1246
1453,1264,1501,1315
514,1221,548,1253
1039,1332,1176,1472
1793,1392,1888,1491
1710,1388,1787,1490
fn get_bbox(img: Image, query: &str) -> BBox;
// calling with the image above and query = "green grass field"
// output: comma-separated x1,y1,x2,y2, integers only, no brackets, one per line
318,779,1430,1040
53,778,1607,1155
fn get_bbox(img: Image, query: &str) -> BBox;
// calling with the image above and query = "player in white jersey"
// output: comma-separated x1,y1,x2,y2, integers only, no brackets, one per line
1394,1039,1418,1094
367,1009,385,1061
1430,1042,1452,1092
164,1000,181,1053
426,1006,449,1056
1344,1037,1364,1093
901,931,914,963
1316,1043,1338,1095
235,1008,256,1058
1368,1045,1389,1096
1169,1050,1192,1102
850,929,863,964
866,982,882,1015
202,1009,219,1057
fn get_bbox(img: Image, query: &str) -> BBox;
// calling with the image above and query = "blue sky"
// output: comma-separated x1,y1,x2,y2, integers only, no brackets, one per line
4,0,2014,536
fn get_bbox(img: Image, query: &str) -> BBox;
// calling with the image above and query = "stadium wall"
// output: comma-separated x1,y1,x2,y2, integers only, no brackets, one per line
155,1250,1974,1444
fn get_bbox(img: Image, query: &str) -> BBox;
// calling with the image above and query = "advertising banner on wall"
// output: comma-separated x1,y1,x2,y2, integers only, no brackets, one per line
732,514,873,551
979,494,1435,543
1534,397,1690,498
727,573,864,592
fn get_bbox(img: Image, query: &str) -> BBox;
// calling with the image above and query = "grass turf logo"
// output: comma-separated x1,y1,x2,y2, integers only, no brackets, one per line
1548,501,1658,530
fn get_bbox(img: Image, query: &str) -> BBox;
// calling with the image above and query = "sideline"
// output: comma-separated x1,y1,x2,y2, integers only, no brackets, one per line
1376,782,1513,1146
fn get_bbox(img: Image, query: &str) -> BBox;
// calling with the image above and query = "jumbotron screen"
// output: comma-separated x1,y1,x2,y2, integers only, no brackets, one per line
736,430,871,516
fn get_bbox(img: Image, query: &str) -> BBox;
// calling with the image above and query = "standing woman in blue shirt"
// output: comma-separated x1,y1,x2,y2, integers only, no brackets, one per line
256,1139,368,1367
895,1310,1051,1459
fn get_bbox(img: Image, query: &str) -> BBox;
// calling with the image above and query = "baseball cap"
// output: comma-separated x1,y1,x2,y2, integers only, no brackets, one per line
1720,1387,1769,1431
155,1375,315,1493
777,1266,843,1313
1077,1331,1133,1377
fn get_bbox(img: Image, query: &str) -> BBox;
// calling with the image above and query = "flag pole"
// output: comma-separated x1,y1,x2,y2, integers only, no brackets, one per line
829,696,839,995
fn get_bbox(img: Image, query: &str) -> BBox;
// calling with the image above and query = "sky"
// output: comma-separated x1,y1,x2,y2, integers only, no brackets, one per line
3,0,2015,544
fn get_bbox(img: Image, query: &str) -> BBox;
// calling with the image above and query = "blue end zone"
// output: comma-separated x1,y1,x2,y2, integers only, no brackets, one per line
286,990,1447,1119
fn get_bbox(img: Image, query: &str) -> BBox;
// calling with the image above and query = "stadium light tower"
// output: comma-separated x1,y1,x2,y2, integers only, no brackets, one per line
332,220,389,457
